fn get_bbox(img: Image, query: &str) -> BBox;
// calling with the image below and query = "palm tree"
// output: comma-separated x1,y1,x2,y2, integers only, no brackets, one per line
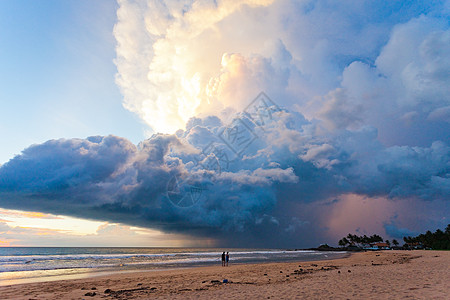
392,239,399,247
338,237,349,247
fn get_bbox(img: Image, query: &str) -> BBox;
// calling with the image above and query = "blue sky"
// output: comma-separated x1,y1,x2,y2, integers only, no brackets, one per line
0,0,449,247
0,0,145,165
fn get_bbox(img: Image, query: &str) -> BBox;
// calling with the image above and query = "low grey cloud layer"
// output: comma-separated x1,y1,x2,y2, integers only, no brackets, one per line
0,108,448,246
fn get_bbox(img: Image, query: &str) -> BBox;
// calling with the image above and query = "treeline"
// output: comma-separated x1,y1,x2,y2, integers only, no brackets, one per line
338,233,390,247
337,224,450,250
403,224,450,250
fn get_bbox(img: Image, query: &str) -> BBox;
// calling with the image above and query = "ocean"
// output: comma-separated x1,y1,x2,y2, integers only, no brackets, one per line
0,247,347,286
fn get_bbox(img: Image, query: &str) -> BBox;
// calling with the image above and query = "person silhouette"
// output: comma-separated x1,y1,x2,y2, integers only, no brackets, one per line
226,252,229,266
221,252,225,267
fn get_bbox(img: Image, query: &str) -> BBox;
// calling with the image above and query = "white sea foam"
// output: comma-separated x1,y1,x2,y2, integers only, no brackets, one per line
0,248,347,275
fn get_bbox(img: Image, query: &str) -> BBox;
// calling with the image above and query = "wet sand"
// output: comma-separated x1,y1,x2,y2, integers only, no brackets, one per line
0,250,448,299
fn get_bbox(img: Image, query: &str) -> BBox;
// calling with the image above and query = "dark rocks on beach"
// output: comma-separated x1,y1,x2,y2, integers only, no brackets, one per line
292,268,308,275
202,280,206,283
311,264,318,267
264,273,267,276
150,287,157,290
104,289,112,293
211,280,221,284
348,270,351,273
338,271,341,273
84,292,96,297
91,287,96,290
137,283,142,286
286,275,289,277
280,271,283,273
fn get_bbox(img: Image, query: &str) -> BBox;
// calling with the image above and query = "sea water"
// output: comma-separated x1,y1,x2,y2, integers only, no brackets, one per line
0,247,347,285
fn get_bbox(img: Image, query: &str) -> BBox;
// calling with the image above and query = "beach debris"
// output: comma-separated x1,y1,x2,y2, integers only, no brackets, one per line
223,279,228,283
84,292,96,297
311,264,318,267
211,280,221,284
102,286,155,297
264,273,268,276
291,268,310,275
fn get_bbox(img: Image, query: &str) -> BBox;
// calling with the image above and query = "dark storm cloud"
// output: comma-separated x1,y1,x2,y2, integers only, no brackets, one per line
0,110,448,246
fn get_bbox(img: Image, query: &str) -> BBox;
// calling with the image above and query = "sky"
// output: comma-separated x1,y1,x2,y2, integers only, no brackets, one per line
0,0,449,248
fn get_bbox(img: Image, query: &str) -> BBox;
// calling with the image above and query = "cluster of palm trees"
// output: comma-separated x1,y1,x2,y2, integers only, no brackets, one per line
338,233,399,248
338,224,450,250
403,224,450,250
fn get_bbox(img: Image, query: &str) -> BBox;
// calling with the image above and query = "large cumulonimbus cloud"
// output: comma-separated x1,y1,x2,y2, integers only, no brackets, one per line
0,0,449,247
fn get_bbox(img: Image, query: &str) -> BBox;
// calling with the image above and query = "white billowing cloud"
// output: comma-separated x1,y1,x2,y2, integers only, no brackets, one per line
114,0,275,133
115,0,392,132
375,16,450,109
114,0,449,149
318,15,450,143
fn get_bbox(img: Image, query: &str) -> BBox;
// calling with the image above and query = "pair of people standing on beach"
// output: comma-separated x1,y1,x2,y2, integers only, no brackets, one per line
221,251,229,266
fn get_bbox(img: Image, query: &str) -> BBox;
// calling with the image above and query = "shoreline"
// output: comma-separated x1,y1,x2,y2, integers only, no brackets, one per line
0,250,448,299
0,249,348,287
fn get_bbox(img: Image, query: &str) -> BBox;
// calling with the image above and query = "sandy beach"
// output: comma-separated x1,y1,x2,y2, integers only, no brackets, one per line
0,250,448,299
